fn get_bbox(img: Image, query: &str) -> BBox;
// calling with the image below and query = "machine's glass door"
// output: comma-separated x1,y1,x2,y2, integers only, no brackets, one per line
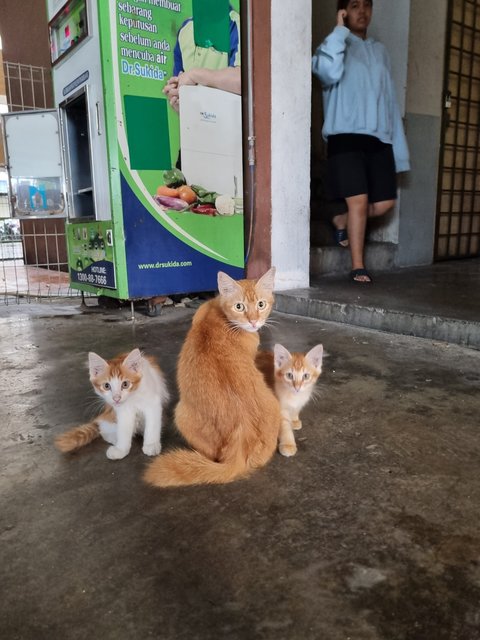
1,110,65,218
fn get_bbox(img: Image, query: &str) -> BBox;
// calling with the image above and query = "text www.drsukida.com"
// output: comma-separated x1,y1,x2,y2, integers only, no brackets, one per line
137,260,193,270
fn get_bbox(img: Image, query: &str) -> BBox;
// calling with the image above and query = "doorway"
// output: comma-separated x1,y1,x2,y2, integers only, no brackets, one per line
60,87,95,220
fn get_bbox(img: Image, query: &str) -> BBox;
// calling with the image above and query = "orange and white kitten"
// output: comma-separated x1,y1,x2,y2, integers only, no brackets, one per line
55,348,169,460
144,268,280,487
256,343,323,457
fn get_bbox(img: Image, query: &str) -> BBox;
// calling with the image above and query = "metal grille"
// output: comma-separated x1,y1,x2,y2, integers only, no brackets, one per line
435,0,480,260
2,62,53,111
0,212,75,304
0,63,82,304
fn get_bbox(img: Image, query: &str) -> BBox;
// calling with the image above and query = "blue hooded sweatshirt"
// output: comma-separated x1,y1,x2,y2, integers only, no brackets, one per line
312,26,410,173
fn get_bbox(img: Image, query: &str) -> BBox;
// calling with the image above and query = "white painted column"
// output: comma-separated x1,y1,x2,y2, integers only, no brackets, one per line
270,0,311,290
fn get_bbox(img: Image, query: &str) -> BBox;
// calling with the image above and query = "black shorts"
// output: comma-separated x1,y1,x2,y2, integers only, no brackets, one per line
326,134,397,203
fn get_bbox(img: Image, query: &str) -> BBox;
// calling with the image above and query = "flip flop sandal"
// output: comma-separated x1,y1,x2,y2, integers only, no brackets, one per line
350,268,372,283
334,228,349,247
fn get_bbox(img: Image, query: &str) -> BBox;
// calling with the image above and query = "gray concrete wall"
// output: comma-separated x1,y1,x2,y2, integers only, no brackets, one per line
406,0,447,119
368,3,410,122
397,114,441,266
368,3,411,245
397,0,448,267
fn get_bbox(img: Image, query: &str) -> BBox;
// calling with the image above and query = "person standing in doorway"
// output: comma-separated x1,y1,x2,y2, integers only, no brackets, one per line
312,0,410,283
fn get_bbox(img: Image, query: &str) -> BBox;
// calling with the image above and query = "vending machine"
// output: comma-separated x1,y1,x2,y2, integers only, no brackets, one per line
2,0,244,306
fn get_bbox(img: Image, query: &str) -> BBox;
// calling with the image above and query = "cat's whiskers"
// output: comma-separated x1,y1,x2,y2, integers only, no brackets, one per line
226,321,243,336
308,388,323,406
85,395,105,418
261,320,277,334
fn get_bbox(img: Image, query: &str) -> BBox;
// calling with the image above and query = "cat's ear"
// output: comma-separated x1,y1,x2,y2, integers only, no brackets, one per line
217,271,242,298
274,343,291,369
305,344,323,371
255,266,276,294
123,348,143,373
89,352,109,378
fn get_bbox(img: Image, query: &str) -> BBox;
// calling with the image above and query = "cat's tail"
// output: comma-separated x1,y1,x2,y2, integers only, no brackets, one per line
143,448,250,488
54,421,101,453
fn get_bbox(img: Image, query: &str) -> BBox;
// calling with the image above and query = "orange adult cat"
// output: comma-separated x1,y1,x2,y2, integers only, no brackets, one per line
256,343,323,457
144,268,280,487
55,349,169,459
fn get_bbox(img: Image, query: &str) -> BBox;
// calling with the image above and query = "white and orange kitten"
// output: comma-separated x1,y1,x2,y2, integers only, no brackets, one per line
256,343,323,457
55,348,169,460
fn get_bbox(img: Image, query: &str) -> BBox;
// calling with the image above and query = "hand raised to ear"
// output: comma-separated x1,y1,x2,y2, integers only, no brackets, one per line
337,9,348,27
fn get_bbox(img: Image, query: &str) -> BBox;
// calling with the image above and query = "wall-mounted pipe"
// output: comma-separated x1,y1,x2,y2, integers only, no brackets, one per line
244,0,255,264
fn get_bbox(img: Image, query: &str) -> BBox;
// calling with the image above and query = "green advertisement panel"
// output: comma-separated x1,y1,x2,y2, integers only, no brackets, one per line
67,220,116,289
98,0,244,298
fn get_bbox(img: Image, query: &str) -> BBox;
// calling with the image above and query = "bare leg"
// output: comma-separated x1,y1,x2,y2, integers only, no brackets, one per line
332,212,348,228
369,200,395,218
345,194,370,281
343,197,395,282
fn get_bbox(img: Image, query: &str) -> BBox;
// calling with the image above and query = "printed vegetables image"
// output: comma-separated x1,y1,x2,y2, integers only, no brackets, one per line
215,195,235,216
156,185,181,198
162,168,186,188
154,195,190,211
154,168,240,217
190,185,220,205
177,185,197,204
156,184,197,204
190,204,217,216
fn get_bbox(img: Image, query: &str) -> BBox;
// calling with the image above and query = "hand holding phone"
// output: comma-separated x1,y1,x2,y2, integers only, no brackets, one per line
337,10,348,28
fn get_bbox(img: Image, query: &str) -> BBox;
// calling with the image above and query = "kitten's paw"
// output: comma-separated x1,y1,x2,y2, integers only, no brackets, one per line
279,443,297,457
143,442,161,457
106,446,129,460
292,419,302,430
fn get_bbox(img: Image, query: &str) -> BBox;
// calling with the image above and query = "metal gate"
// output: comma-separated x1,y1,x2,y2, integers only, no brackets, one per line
435,0,480,260
0,62,74,304
0,214,72,304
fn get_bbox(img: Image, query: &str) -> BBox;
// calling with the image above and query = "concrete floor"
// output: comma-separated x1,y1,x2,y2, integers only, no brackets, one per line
1,295,480,640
